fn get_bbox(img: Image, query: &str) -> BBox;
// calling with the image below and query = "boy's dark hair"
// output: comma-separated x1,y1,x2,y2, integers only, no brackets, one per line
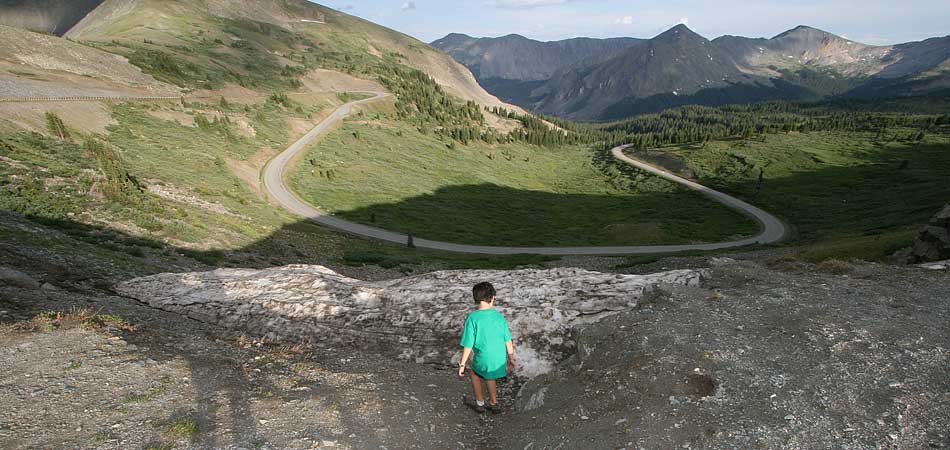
473,282,496,304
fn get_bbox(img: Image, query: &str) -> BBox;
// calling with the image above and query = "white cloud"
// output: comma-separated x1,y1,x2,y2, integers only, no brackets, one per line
615,15,633,25
401,1,416,11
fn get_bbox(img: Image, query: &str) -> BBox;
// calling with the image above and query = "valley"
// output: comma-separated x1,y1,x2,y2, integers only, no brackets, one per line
0,1,948,449
286,116,759,249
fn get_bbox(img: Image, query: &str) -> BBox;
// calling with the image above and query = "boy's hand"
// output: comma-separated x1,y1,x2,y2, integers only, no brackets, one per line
457,364,465,378
507,355,516,372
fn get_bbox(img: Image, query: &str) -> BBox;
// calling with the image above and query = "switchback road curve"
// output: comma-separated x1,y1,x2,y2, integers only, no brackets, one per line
262,93,787,255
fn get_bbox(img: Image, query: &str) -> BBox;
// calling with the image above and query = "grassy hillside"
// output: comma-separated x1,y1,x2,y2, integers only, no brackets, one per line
65,0,508,108
0,95,552,278
288,116,758,247
628,130,950,260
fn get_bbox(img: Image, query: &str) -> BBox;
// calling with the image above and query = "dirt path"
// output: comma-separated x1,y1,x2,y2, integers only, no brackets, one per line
263,94,788,255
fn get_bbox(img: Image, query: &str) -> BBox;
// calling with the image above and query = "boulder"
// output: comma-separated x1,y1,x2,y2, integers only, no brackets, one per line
901,205,950,264
0,267,40,289
116,265,706,377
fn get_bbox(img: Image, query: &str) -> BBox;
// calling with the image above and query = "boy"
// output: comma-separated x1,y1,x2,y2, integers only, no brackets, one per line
458,281,515,413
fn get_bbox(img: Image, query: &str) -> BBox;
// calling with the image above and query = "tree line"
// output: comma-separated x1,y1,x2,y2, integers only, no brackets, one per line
598,99,950,150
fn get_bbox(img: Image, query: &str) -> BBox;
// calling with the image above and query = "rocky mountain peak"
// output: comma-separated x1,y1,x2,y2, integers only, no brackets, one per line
654,23,707,44
773,24,846,43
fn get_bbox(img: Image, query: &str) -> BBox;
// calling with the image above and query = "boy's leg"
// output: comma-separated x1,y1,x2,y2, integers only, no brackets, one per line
469,371,485,403
486,380,498,405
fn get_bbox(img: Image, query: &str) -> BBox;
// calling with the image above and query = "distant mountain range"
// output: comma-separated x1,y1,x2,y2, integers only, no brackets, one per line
432,26,950,120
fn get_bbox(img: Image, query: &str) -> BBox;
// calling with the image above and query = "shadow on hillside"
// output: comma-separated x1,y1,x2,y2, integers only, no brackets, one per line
3,132,949,285
328,182,757,247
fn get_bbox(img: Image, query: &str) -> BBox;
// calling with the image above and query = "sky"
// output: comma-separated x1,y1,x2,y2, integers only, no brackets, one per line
324,0,950,45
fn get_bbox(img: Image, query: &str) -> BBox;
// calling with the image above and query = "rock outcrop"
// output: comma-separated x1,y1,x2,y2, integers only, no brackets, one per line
899,204,950,264
0,266,40,289
116,265,706,377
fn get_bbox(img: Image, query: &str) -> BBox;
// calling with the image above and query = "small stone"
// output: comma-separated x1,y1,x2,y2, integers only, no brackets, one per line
321,440,337,447
580,416,589,420
784,415,795,421
615,418,627,425
259,419,268,425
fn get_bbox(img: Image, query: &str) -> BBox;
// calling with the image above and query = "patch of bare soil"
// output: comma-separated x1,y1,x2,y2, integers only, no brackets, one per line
0,101,114,134
227,146,278,199
189,84,261,102
299,69,385,94
146,183,249,220
287,117,321,143
0,24,178,97
484,112,522,134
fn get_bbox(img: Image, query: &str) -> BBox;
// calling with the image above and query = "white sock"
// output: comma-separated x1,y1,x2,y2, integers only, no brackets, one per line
476,400,485,407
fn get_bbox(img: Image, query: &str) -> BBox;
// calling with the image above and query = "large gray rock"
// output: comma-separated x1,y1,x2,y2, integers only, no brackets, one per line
901,205,950,264
116,265,706,377
0,267,40,289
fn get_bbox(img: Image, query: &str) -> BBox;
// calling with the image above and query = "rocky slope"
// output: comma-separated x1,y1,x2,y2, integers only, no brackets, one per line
0,0,103,35
430,33,641,81
715,25,892,76
544,25,950,119
429,33,641,106
896,204,950,264
531,25,770,120
0,24,179,97
3,255,948,449
58,0,516,109
115,265,706,378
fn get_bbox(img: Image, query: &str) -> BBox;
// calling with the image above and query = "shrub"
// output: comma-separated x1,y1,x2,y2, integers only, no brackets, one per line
45,112,70,140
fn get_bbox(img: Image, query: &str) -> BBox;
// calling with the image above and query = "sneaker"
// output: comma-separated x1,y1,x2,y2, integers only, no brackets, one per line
462,394,486,413
486,402,502,414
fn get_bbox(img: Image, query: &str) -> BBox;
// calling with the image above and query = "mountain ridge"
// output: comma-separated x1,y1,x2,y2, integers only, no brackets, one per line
430,32,643,82
0,0,519,113
435,24,950,120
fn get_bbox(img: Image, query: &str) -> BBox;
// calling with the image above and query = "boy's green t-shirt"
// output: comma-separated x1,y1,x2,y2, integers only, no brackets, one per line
459,308,512,380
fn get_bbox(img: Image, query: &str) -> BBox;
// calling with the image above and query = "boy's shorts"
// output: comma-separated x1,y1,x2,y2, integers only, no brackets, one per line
472,368,504,381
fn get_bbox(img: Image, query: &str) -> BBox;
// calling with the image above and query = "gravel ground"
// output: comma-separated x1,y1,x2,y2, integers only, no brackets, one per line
0,286,506,450
1,257,948,449
499,258,950,449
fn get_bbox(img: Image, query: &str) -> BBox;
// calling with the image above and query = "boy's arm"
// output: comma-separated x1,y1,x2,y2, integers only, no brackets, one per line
503,318,515,370
458,346,473,376
459,317,475,377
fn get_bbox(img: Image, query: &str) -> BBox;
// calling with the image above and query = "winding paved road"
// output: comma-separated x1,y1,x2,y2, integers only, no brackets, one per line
262,92,787,255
